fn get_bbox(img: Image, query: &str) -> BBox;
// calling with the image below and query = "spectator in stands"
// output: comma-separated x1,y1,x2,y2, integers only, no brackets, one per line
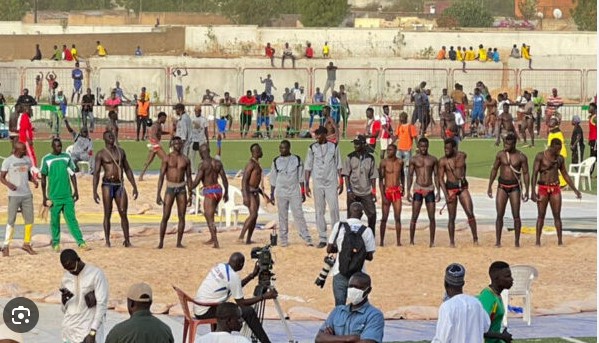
492,48,500,62
510,44,520,58
465,46,475,61
104,90,122,114
198,302,248,343
202,89,219,103
339,85,350,137
260,74,276,96
62,45,73,61
436,46,446,60
322,41,330,58
134,46,143,57
172,68,188,103
522,43,532,69
438,88,451,115
315,272,384,343
545,88,563,132
51,45,61,61
476,44,487,62
96,40,107,57
71,44,78,62
31,44,42,61
16,89,37,108
309,87,325,129
81,88,95,132
432,263,489,343
305,42,314,59
487,47,493,61
323,62,338,98
448,46,456,61
239,90,257,138
281,42,296,68
329,91,341,125
265,42,275,67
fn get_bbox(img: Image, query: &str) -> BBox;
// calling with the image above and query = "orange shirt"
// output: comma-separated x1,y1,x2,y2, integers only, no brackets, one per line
436,49,446,60
137,100,150,116
395,123,418,151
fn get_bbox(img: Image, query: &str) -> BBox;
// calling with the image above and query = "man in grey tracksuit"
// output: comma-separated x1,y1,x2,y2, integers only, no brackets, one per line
304,126,344,248
270,140,313,247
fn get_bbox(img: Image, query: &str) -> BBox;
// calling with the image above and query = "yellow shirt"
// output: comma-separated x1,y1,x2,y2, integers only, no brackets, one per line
71,48,78,61
547,130,567,187
97,44,107,56
456,50,464,61
478,48,487,61
522,46,530,60
323,45,329,55
465,50,475,61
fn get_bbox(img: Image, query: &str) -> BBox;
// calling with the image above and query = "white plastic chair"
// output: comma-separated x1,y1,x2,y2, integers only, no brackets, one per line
65,145,91,174
195,185,247,228
501,265,538,327
568,157,596,191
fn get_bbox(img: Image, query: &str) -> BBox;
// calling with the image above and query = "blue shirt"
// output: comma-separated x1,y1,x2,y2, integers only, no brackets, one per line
492,51,500,62
72,68,83,88
473,94,485,113
320,301,384,343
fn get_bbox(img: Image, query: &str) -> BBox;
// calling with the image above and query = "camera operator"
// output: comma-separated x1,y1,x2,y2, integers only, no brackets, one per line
194,252,277,343
327,202,376,306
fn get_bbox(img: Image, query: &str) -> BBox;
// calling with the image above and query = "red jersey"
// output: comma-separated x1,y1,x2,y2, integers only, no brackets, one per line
589,114,597,141
64,49,73,61
367,119,381,145
265,46,275,58
380,114,393,139
305,47,314,58
17,113,33,143
239,95,257,115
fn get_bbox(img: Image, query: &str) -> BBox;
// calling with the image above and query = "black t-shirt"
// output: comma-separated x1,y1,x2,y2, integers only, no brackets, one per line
571,125,584,148
82,94,95,111
448,50,457,61
16,95,37,106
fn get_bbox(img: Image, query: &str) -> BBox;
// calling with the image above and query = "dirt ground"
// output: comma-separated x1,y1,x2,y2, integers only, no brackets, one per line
0,174,595,319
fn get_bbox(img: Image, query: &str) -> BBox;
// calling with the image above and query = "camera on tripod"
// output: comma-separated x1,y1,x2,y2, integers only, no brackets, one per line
251,245,273,272
314,255,336,288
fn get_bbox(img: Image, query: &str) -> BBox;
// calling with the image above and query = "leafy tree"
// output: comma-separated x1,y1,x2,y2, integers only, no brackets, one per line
386,0,423,13
571,0,597,31
0,0,29,21
35,0,111,11
442,0,493,28
297,0,348,27
518,0,538,20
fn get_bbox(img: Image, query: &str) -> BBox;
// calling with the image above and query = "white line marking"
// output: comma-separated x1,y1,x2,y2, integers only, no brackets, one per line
561,337,587,343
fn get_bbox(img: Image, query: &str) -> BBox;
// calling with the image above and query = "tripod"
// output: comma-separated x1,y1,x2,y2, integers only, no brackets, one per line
244,269,295,343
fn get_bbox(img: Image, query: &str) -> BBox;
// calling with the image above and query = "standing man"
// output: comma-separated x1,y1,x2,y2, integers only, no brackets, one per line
197,303,249,343
495,103,517,147
64,119,94,173
309,87,325,129
239,144,268,244
378,144,403,246
438,139,478,247
59,249,109,343
190,105,209,174
239,90,257,138
326,203,376,306
487,133,530,247
532,89,544,135
342,135,378,234
106,283,174,343
323,62,337,98
395,111,418,177
364,107,381,152
477,261,514,343
531,138,582,246
194,252,276,343
322,105,339,143
406,137,441,247
156,136,193,249
433,263,490,343
0,142,38,257
338,84,351,138
174,103,192,158
305,126,343,249
135,90,150,141
265,42,275,67
588,103,597,175
521,43,532,69
172,68,188,103
316,272,384,343
570,115,585,164
521,91,535,147
139,112,169,181
260,74,277,95
269,140,313,247
81,88,95,132
41,138,88,252
71,62,83,104
379,105,393,159
17,104,39,175
191,144,229,249
93,131,139,248
545,88,563,133
471,87,485,137
106,110,119,145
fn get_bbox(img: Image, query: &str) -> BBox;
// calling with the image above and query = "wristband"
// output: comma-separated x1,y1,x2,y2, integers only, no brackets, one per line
339,177,344,185
301,186,306,195
372,188,376,196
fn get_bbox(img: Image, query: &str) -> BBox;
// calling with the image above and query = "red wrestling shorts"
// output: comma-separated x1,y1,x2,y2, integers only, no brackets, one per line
202,184,223,203
385,186,402,202
538,183,561,198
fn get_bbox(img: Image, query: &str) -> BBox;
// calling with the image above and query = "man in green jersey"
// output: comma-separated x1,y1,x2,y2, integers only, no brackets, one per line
41,138,88,252
477,261,514,343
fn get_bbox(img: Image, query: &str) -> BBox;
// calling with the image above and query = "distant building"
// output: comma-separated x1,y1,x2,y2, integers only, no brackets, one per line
515,0,574,19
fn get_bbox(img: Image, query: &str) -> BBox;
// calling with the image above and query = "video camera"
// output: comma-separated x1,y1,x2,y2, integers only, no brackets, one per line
251,245,273,273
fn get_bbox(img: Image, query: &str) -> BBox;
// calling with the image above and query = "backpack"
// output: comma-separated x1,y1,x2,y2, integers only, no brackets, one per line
337,222,368,278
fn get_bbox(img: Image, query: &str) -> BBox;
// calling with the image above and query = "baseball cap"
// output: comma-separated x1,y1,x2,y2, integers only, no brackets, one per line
127,283,152,302
445,263,465,287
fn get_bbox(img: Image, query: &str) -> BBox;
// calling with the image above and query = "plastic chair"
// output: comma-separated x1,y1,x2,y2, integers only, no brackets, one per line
195,185,247,228
172,285,218,343
501,265,538,326
568,157,596,191
65,145,91,174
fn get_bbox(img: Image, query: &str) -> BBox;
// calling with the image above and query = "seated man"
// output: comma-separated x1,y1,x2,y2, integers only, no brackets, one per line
316,272,384,343
198,302,250,343
64,118,94,173
194,252,277,343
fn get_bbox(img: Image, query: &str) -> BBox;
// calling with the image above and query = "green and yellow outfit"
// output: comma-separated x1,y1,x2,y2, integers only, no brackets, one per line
40,152,85,248
477,287,505,343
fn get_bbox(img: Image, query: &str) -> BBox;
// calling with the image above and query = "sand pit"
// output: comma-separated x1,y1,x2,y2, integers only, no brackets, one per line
0,173,595,320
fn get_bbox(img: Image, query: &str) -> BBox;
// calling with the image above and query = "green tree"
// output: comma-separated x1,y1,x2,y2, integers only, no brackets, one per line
297,0,348,27
0,0,29,21
518,0,538,20
571,0,597,31
386,0,423,13
36,0,111,11
442,0,493,28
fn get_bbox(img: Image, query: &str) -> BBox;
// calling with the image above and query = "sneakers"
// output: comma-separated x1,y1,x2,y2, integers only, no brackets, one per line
21,244,37,255
52,244,61,253
316,242,327,249
2,246,8,257
78,243,91,251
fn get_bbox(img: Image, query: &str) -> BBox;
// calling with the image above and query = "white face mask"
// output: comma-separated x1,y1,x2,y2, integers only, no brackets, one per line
347,287,366,305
